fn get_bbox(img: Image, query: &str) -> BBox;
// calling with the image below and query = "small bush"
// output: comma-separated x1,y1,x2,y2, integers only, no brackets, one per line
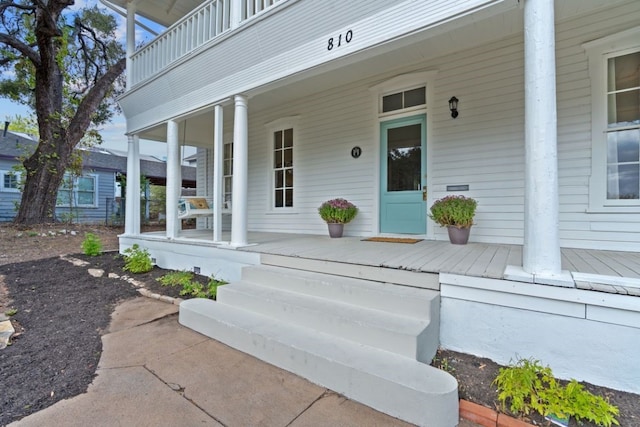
494,357,619,427
81,233,103,256
157,270,194,287
157,270,227,299
122,244,153,273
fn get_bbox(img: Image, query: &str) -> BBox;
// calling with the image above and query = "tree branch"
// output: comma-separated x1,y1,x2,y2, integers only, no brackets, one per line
0,32,40,66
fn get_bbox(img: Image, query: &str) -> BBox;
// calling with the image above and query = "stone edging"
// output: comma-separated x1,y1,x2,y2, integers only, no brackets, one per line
460,400,534,427
60,255,184,306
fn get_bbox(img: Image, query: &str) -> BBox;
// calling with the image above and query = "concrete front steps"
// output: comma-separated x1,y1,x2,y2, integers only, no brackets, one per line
179,264,458,427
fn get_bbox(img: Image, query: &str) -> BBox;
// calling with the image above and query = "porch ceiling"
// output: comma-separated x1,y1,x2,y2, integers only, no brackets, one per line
105,0,206,27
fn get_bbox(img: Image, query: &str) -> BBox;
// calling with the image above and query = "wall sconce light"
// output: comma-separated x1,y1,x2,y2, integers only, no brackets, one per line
448,96,459,119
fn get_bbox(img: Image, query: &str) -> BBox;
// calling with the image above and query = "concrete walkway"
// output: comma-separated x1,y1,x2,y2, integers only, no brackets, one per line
11,297,476,427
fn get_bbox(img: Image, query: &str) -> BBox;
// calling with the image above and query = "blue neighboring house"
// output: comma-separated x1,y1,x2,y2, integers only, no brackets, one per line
0,130,195,224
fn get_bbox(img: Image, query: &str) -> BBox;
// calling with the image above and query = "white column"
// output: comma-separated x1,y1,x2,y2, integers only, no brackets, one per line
124,135,141,235
166,120,181,239
521,0,566,285
213,105,224,242
126,3,136,91
231,95,248,247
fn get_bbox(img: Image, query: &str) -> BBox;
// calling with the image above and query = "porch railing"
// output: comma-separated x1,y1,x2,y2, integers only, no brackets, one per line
130,0,284,86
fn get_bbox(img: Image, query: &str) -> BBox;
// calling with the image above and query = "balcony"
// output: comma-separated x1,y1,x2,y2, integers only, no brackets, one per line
129,0,285,87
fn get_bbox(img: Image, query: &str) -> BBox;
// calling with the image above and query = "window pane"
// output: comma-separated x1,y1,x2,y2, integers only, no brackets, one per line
608,52,640,92
608,129,640,163
285,169,293,187
77,177,94,191
57,190,71,204
77,192,94,205
274,150,283,168
275,170,283,188
382,93,403,112
275,189,283,207
283,128,293,148
285,189,293,207
607,129,640,200
608,164,639,199
274,130,283,149
284,148,293,167
387,124,422,192
404,87,426,108
607,89,640,125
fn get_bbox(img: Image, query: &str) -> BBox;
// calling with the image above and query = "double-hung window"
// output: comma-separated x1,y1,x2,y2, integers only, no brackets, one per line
1,170,21,192
586,27,640,209
273,128,294,208
57,174,98,207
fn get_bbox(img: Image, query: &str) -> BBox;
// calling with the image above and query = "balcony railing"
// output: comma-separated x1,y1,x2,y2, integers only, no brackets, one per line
130,0,283,87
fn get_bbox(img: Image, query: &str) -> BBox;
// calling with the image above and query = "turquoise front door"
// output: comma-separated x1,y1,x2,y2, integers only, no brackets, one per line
380,115,426,234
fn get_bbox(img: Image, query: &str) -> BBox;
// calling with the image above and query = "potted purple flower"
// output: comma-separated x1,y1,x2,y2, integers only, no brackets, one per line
318,198,358,238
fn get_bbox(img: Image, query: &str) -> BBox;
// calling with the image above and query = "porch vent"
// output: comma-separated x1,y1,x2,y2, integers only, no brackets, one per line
151,258,156,264
193,267,201,274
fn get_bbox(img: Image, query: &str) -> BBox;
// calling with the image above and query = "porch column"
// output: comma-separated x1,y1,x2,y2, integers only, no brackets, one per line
213,105,224,242
166,119,181,239
231,95,248,247
124,135,140,235
125,2,135,91
517,0,569,286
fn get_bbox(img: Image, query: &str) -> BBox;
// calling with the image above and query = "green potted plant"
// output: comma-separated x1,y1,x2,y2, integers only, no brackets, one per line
429,195,477,244
318,198,358,238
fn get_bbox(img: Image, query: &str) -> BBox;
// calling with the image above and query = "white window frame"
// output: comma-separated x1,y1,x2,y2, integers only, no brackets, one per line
265,116,299,212
56,173,99,208
0,169,21,193
584,27,640,212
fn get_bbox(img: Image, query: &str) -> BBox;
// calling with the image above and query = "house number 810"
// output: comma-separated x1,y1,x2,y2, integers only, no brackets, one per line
327,30,353,51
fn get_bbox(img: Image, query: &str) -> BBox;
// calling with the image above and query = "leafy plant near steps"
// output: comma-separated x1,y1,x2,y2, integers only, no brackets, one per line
493,358,619,427
157,270,227,299
122,244,153,273
81,233,102,256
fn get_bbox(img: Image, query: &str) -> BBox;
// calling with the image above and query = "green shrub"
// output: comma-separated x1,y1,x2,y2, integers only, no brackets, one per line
122,244,153,273
157,271,227,299
429,195,477,228
493,358,619,427
81,233,103,256
157,270,194,287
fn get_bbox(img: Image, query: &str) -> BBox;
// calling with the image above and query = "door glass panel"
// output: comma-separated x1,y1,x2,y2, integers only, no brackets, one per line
387,124,422,192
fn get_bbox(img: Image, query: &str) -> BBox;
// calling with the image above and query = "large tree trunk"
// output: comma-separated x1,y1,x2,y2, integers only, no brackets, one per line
15,137,73,224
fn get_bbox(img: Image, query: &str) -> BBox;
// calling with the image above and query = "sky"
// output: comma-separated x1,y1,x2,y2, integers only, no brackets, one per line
0,0,196,161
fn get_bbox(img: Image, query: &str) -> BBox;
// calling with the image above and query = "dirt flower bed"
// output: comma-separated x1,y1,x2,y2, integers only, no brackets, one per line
0,224,638,426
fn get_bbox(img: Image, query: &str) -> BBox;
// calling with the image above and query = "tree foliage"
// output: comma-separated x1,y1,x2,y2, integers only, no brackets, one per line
0,1,126,224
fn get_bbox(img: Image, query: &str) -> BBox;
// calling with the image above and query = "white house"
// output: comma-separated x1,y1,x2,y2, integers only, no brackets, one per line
109,0,640,425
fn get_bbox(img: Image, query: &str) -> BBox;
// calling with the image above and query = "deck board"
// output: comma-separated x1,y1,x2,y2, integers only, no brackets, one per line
164,230,638,281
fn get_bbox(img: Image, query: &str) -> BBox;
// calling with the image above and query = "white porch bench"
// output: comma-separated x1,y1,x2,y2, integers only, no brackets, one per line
178,197,215,219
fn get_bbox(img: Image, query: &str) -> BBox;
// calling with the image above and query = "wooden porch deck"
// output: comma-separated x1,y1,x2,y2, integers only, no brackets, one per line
163,230,640,292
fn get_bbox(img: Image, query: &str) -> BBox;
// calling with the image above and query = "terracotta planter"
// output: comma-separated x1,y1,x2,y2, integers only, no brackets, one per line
447,225,471,245
327,223,344,238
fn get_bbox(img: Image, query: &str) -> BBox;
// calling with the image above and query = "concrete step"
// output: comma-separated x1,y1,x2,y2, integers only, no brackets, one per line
218,280,437,361
241,264,438,318
179,298,458,427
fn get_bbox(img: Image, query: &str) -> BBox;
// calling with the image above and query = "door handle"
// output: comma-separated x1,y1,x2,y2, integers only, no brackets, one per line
422,188,427,201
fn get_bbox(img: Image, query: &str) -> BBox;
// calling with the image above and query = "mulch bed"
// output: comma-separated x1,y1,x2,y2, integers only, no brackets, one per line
0,252,638,426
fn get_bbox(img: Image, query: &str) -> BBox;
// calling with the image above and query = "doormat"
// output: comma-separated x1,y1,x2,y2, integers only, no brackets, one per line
362,237,423,244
